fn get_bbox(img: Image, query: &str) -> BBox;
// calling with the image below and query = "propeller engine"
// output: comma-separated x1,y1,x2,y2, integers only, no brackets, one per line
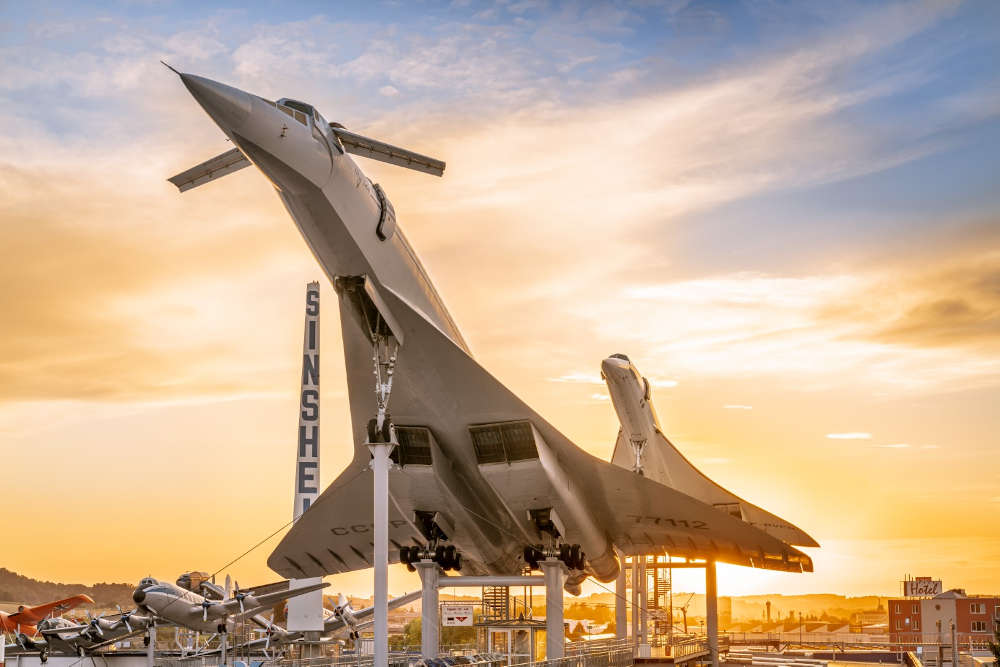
111,605,137,633
83,611,106,640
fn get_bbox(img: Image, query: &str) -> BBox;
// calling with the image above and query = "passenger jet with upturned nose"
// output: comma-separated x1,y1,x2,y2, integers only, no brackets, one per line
165,67,817,594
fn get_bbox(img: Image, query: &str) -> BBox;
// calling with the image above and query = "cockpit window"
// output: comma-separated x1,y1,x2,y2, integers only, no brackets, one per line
280,99,314,116
139,577,157,587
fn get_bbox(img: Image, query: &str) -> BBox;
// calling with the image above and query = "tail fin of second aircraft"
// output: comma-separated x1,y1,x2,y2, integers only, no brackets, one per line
612,426,818,547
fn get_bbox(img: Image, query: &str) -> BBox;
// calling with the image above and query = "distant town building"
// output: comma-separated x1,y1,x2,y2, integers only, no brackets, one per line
852,599,888,629
719,597,732,627
888,588,1000,647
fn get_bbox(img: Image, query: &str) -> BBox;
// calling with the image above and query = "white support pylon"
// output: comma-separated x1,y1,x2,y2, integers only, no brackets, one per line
631,557,639,645
541,558,566,661
417,561,440,660
615,550,627,641
370,442,393,667
638,556,649,656
706,560,719,667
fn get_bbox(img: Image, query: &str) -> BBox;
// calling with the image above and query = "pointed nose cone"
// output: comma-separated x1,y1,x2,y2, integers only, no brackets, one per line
601,356,629,377
179,73,252,131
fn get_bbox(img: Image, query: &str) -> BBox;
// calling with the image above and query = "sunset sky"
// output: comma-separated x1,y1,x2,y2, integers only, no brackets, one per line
1,0,998,601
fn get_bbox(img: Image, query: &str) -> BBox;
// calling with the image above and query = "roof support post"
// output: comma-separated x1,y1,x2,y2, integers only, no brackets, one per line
417,561,440,660
706,559,719,667
541,558,565,660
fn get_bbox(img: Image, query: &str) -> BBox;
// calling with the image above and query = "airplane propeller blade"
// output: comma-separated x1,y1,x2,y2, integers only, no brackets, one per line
115,605,134,633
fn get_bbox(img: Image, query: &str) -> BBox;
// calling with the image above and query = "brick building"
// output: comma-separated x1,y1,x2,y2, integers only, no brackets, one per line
888,589,1000,647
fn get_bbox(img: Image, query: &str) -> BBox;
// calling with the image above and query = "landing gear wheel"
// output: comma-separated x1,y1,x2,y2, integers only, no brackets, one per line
523,546,540,570
443,545,457,570
78,646,86,658
144,634,151,647
434,545,445,564
559,544,571,564
453,552,462,571
40,648,49,663
569,544,582,570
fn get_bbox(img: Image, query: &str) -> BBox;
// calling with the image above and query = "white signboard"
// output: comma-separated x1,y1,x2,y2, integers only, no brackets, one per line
903,578,942,597
442,603,474,627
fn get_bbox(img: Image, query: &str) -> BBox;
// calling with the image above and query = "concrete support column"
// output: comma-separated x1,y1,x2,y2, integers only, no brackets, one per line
541,558,566,660
615,550,627,641
416,561,440,660
369,443,393,667
638,556,649,656
631,557,639,644
705,560,719,667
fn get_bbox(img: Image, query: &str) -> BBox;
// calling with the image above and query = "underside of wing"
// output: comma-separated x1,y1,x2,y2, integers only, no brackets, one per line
267,466,415,577
269,276,814,579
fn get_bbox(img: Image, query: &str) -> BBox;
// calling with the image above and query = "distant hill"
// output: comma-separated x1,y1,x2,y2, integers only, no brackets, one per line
0,568,133,609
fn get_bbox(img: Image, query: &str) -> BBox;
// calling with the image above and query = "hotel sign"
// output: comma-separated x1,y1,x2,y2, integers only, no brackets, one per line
903,577,942,597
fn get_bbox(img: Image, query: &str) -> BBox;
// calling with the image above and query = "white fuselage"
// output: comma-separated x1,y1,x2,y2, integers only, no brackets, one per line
180,75,527,574
601,354,672,483
133,579,235,634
